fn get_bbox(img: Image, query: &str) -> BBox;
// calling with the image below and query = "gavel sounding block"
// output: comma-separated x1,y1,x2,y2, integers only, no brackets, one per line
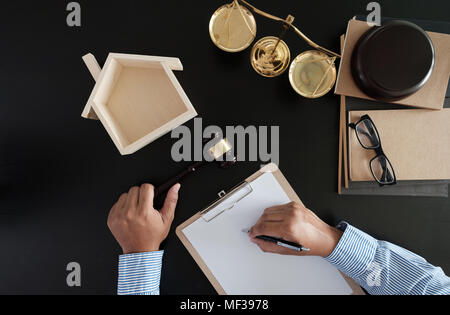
352,20,435,101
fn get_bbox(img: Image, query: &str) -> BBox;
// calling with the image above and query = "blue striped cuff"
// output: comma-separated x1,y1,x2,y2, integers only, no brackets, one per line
326,223,378,279
117,251,164,295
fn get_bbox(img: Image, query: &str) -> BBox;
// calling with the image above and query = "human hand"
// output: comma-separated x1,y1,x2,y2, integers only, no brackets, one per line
107,183,181,254
249,202,343,258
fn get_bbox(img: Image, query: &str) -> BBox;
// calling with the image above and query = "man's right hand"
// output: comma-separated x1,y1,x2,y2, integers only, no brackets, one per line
249,202,343,258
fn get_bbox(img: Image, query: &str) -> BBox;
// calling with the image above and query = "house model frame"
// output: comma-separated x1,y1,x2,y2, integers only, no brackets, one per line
82,53,197,155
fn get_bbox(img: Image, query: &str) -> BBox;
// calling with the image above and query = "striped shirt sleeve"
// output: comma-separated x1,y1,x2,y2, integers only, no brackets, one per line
117,251,163,295
326,223,450,295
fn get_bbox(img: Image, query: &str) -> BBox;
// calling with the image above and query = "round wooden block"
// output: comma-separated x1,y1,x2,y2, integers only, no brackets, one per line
351,20,435,101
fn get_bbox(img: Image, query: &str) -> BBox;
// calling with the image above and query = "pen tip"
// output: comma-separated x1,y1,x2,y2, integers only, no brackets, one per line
241,228,250,234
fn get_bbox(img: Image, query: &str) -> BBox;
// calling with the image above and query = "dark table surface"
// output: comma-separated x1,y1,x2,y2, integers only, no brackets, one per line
0,0,449,295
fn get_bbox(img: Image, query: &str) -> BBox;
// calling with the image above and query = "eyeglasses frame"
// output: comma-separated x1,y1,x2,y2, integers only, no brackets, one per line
348,115,397,187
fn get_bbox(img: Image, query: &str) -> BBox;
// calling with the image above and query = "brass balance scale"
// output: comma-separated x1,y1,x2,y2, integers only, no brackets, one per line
209,0,340,98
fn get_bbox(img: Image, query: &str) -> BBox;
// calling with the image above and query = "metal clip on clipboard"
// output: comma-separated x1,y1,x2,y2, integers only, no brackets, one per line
200,182,254,222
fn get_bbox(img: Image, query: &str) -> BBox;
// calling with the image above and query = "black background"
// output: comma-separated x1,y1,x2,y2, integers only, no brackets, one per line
0,0,449,295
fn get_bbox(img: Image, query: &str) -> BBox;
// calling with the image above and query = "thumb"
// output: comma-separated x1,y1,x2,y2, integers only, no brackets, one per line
249,221,281,239
160,184,181,224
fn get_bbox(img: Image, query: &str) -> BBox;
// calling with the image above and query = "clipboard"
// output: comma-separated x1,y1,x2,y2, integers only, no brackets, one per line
176,163,364,295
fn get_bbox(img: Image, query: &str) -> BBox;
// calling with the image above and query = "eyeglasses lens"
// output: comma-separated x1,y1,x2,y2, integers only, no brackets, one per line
371,155,395,184
356,119,380,149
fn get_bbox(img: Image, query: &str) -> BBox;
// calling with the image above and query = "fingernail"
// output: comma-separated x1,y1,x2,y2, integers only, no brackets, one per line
173,183,181,193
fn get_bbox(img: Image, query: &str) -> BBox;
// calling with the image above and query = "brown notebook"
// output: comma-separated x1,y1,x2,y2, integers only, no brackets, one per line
349,109,450,181
335,19,450,110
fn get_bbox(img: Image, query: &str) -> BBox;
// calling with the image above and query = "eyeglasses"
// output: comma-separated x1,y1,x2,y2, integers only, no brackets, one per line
209,0,340,99
349,115,397,187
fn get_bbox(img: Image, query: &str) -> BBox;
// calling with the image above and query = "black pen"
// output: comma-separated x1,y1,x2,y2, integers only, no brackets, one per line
242,229,310,252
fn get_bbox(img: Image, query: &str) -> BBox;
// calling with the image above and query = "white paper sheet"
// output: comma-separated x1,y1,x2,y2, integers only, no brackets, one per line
183,172,353,295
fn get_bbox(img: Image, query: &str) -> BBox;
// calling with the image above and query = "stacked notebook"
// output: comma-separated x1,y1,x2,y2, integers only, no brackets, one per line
337,17,450,197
